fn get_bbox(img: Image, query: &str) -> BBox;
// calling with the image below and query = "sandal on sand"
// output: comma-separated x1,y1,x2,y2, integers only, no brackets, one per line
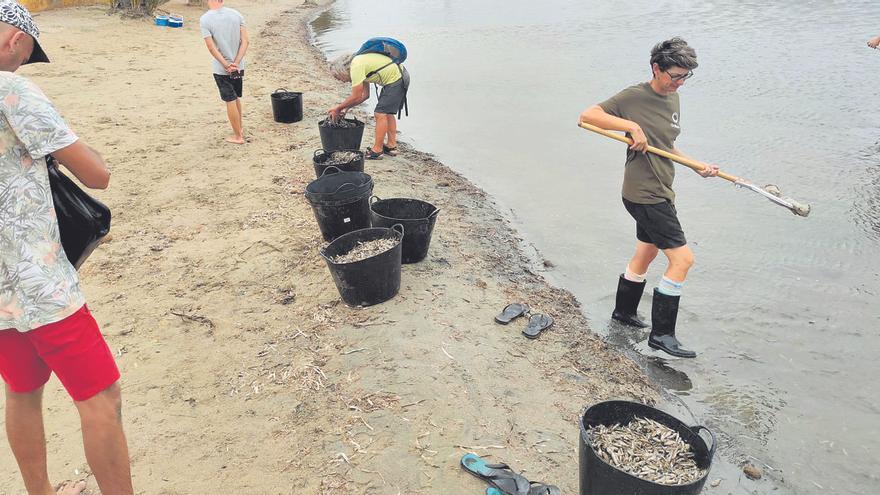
365,148,383,160
461,453,531,495
486,483,561,495
383,145,398,156
495,303,529,324
522,314,553,339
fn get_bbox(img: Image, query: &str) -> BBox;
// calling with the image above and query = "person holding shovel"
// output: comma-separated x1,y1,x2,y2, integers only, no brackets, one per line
328,49,409,160
578,37,719,358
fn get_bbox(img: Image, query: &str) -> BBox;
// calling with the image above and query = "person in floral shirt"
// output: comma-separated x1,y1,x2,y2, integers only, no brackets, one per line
0,2,133,494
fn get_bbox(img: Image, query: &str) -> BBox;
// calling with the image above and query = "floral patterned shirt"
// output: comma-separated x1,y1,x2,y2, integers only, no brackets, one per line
0,71,82,332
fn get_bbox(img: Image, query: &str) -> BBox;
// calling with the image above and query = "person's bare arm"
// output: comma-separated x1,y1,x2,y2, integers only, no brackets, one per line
232,26,249,67
579,104,648,152
329,83,370,119
204,36,233,72
50,140,110,189
671,146,719,178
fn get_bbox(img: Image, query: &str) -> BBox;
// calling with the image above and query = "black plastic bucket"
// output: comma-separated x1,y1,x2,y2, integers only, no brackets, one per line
270,89,303,123
312,149,364,178
318,117,365,152
370,196,439,264
579,401,716,495
304,167,373,241
320,225,404,307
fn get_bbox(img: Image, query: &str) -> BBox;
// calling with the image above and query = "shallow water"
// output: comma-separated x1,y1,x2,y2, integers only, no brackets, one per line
312,2,880,493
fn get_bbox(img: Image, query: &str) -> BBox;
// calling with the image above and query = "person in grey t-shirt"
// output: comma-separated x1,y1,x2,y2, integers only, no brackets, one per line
200,0,248,144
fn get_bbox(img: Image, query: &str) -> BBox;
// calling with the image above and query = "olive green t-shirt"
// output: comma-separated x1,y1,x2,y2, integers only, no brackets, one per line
599,82,681,204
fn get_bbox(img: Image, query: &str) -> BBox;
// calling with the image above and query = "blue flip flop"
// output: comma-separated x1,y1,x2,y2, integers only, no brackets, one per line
461,453,531,494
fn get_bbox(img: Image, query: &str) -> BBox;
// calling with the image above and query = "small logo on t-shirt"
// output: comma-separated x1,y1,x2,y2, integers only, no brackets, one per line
671,112,680,129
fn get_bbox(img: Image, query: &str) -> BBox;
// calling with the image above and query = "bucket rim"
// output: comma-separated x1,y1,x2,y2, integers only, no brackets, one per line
318,116,365,127
369,196,440,222
579,400,716,486
319,226,404,265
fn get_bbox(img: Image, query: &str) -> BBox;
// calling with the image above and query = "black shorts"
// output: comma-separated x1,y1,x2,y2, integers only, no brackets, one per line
622,198,687,250
213,71,244,102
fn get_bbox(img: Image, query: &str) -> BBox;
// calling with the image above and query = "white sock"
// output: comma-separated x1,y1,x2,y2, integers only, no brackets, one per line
624,266,647,283
657,276,684,296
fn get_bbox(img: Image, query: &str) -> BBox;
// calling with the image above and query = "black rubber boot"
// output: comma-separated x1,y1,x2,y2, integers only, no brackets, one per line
611,275,648,328
648,289,697,358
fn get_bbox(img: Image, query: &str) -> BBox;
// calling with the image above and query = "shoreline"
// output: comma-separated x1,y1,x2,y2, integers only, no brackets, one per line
3,0,754,493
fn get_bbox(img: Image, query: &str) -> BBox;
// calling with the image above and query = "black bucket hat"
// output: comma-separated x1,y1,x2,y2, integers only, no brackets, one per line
0,0,49,64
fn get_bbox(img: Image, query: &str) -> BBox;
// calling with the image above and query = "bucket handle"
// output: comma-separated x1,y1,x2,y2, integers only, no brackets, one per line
319,165,342,177
274,88,290,94
391,223,405,238
333,183,358,194
428,207,441,219
370,195,382,205
690,425,717,462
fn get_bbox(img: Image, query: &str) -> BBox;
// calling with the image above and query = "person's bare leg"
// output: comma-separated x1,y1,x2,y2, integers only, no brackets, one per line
661,244,695,282
74,383,133,495
5,385,55,495
235,98,244,138
386,114,398,149
628,240,660,275
372,112,388,153
225,101,244,144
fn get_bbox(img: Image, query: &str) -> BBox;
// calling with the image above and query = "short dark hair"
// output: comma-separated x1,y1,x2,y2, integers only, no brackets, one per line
650,37,698,72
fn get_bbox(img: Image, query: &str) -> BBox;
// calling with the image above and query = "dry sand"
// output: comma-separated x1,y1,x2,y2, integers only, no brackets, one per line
1,1,657,493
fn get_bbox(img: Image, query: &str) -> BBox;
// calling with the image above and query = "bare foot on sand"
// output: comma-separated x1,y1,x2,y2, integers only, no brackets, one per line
225,135,246,144
56,480,87,494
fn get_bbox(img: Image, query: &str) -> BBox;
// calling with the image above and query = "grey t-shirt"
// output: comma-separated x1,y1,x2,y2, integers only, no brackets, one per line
599,82,681,204
199,7,246,76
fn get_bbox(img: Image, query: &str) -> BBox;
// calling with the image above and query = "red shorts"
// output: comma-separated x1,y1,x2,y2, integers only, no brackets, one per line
0,305,120,401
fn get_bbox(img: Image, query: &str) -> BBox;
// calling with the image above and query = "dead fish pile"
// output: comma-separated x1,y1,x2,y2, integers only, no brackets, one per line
330,238,397,264
320,118,359,129
323,151,361,166
588,418,706,485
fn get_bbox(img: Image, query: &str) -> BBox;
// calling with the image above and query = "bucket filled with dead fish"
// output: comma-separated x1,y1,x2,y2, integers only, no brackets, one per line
320,224,404,307
318,117,365,152
579,400,716,495
312,149,364,178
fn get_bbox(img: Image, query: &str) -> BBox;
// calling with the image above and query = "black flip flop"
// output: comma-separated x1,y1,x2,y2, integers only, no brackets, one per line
522,314,553,339
495,303,529,324
365,148,383,160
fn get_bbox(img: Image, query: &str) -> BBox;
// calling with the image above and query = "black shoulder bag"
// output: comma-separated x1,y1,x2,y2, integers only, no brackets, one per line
46,156,111,270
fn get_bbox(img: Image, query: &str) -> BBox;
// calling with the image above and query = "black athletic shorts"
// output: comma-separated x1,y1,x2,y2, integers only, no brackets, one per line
213,71,244,102
622,198,687,250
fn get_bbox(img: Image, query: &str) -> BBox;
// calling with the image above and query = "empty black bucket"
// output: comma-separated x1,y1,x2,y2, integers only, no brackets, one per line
318,117,365,152
304,167,373,241
579,401,716,495
312,149,364,178
370,196,439,264
271,88,303,123
320,225,404,307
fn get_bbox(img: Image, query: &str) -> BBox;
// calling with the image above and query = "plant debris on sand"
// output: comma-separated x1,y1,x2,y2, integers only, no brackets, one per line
330,238,397,264
588,417,706,485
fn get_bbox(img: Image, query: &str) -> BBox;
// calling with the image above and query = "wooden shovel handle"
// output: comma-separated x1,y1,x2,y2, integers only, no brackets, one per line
578,122,740,183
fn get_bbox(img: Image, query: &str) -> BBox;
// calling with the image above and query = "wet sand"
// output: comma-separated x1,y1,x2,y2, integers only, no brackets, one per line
0,1,697,493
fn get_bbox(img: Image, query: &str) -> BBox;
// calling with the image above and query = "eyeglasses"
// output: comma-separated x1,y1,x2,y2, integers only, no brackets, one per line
666,70,694,81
